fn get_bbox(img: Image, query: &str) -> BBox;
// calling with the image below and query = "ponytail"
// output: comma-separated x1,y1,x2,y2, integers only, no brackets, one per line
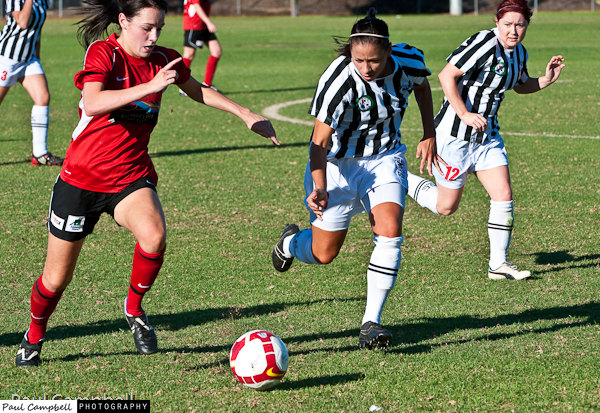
76,0,168,49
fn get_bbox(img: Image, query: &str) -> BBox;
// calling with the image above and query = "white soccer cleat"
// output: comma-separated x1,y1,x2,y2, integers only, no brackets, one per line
488,262,531,280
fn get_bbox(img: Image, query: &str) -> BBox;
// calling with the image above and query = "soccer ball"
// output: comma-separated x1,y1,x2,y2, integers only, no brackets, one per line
229,330,289,390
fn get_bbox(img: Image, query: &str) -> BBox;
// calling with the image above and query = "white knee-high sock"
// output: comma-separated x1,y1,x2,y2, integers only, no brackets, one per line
362,235,403,325
31,105,49,157
488,200,514,270
407,171,439,215
287,229,318,265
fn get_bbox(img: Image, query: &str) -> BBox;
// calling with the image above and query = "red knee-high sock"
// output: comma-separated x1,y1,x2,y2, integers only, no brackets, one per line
182,57,192,69
204,55,220,86
126,242,165,316
28,276,63,344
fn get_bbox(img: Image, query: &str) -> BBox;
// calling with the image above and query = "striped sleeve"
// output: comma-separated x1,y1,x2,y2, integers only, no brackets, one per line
392,43,431,85
309,56,354,130
516,44,529,85
447,30,497,74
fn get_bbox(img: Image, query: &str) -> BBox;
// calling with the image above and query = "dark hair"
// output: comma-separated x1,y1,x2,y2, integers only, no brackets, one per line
496,0,532,23
76,0,168,48
335,8,391,57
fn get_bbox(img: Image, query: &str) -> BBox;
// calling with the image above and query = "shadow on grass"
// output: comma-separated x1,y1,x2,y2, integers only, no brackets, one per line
0,159,30,166
150,141,307,159
0,297,361,348
387,300,600,355
223,85,315,96
533,250,600,265
277,373,366,390
3,298,599,368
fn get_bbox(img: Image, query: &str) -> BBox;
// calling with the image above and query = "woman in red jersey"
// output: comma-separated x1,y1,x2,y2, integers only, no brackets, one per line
15,0,278,367
181,0,222,89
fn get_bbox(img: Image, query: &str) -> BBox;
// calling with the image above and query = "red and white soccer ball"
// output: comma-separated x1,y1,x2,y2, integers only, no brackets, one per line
229,330,289,390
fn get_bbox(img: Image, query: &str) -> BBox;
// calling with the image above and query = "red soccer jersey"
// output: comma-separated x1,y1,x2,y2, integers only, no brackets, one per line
61,33,191,193
183,0,211,31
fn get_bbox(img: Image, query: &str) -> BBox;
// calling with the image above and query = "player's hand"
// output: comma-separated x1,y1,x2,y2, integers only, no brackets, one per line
460,112,487,132
415,136,446,176
542,55,565,87
246,113,280,145
207,21,217,33
306,189,328,220
148,57,182,94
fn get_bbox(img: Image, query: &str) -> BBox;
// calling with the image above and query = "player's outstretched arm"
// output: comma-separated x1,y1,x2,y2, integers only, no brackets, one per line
514,55,565,94
179,77,279,145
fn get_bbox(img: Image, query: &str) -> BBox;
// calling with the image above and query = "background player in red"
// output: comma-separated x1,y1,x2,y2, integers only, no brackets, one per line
182,0,222,90
0,0,63,166
15,0,278,367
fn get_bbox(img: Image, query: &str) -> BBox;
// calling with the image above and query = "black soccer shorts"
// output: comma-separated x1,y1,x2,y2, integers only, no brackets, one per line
183,29,218,49
47,176,157,241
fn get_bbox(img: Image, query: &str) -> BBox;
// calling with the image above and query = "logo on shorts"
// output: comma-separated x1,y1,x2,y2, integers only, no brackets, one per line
66,215,85,233
494,60,506,76
50,210,65,230
394,155,406,179
355,95,374,111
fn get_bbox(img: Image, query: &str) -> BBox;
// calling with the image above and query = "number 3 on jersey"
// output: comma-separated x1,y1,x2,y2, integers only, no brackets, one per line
444,166,460,181
1,71,7,81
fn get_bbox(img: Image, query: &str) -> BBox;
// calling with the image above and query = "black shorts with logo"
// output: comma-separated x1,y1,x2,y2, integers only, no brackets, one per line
47,176,157,241
183,29,217,49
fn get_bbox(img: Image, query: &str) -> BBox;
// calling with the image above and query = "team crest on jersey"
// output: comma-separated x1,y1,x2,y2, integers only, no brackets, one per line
494,60,506,76
356,95,374,112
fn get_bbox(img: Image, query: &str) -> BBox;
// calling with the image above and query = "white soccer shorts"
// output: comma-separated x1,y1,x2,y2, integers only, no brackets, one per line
303,147,408,232
432,133,509,189
0,56,45,88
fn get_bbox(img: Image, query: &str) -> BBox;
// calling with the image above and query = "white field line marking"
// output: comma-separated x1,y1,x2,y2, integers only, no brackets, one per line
262,98,313,126
263,96,599,140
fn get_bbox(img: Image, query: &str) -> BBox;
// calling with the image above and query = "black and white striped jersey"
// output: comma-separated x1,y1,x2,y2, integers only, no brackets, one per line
434,28,529,143
309,43,431,159
0,0,48,62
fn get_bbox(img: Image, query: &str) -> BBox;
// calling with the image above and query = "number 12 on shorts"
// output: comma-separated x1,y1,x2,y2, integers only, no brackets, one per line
444,166,460,181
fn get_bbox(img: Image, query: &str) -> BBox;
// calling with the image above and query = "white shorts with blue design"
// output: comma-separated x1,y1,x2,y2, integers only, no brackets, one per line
304,146,408,232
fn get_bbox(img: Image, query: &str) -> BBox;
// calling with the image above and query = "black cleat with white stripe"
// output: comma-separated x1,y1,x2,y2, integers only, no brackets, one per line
272,224,299,272
125,303,158,355
15,334,43,367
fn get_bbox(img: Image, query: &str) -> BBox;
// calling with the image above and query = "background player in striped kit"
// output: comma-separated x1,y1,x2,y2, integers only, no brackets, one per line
0,0,63,165
406,0,565,280
15,0,278,367
272,9,443,350
181,0,222,90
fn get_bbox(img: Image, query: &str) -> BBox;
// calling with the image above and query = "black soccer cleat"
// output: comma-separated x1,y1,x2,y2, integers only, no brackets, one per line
272,224,299,272
124,301,158,355
15,334,44,367
359,321,392,350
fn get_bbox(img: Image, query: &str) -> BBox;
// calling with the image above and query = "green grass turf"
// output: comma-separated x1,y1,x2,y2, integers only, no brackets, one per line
1,11,599,412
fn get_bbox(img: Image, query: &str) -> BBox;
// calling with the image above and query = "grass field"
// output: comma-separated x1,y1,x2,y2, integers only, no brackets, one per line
1,11,599,412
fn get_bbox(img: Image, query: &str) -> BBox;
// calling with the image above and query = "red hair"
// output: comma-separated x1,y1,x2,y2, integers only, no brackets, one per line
496,0,532,23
